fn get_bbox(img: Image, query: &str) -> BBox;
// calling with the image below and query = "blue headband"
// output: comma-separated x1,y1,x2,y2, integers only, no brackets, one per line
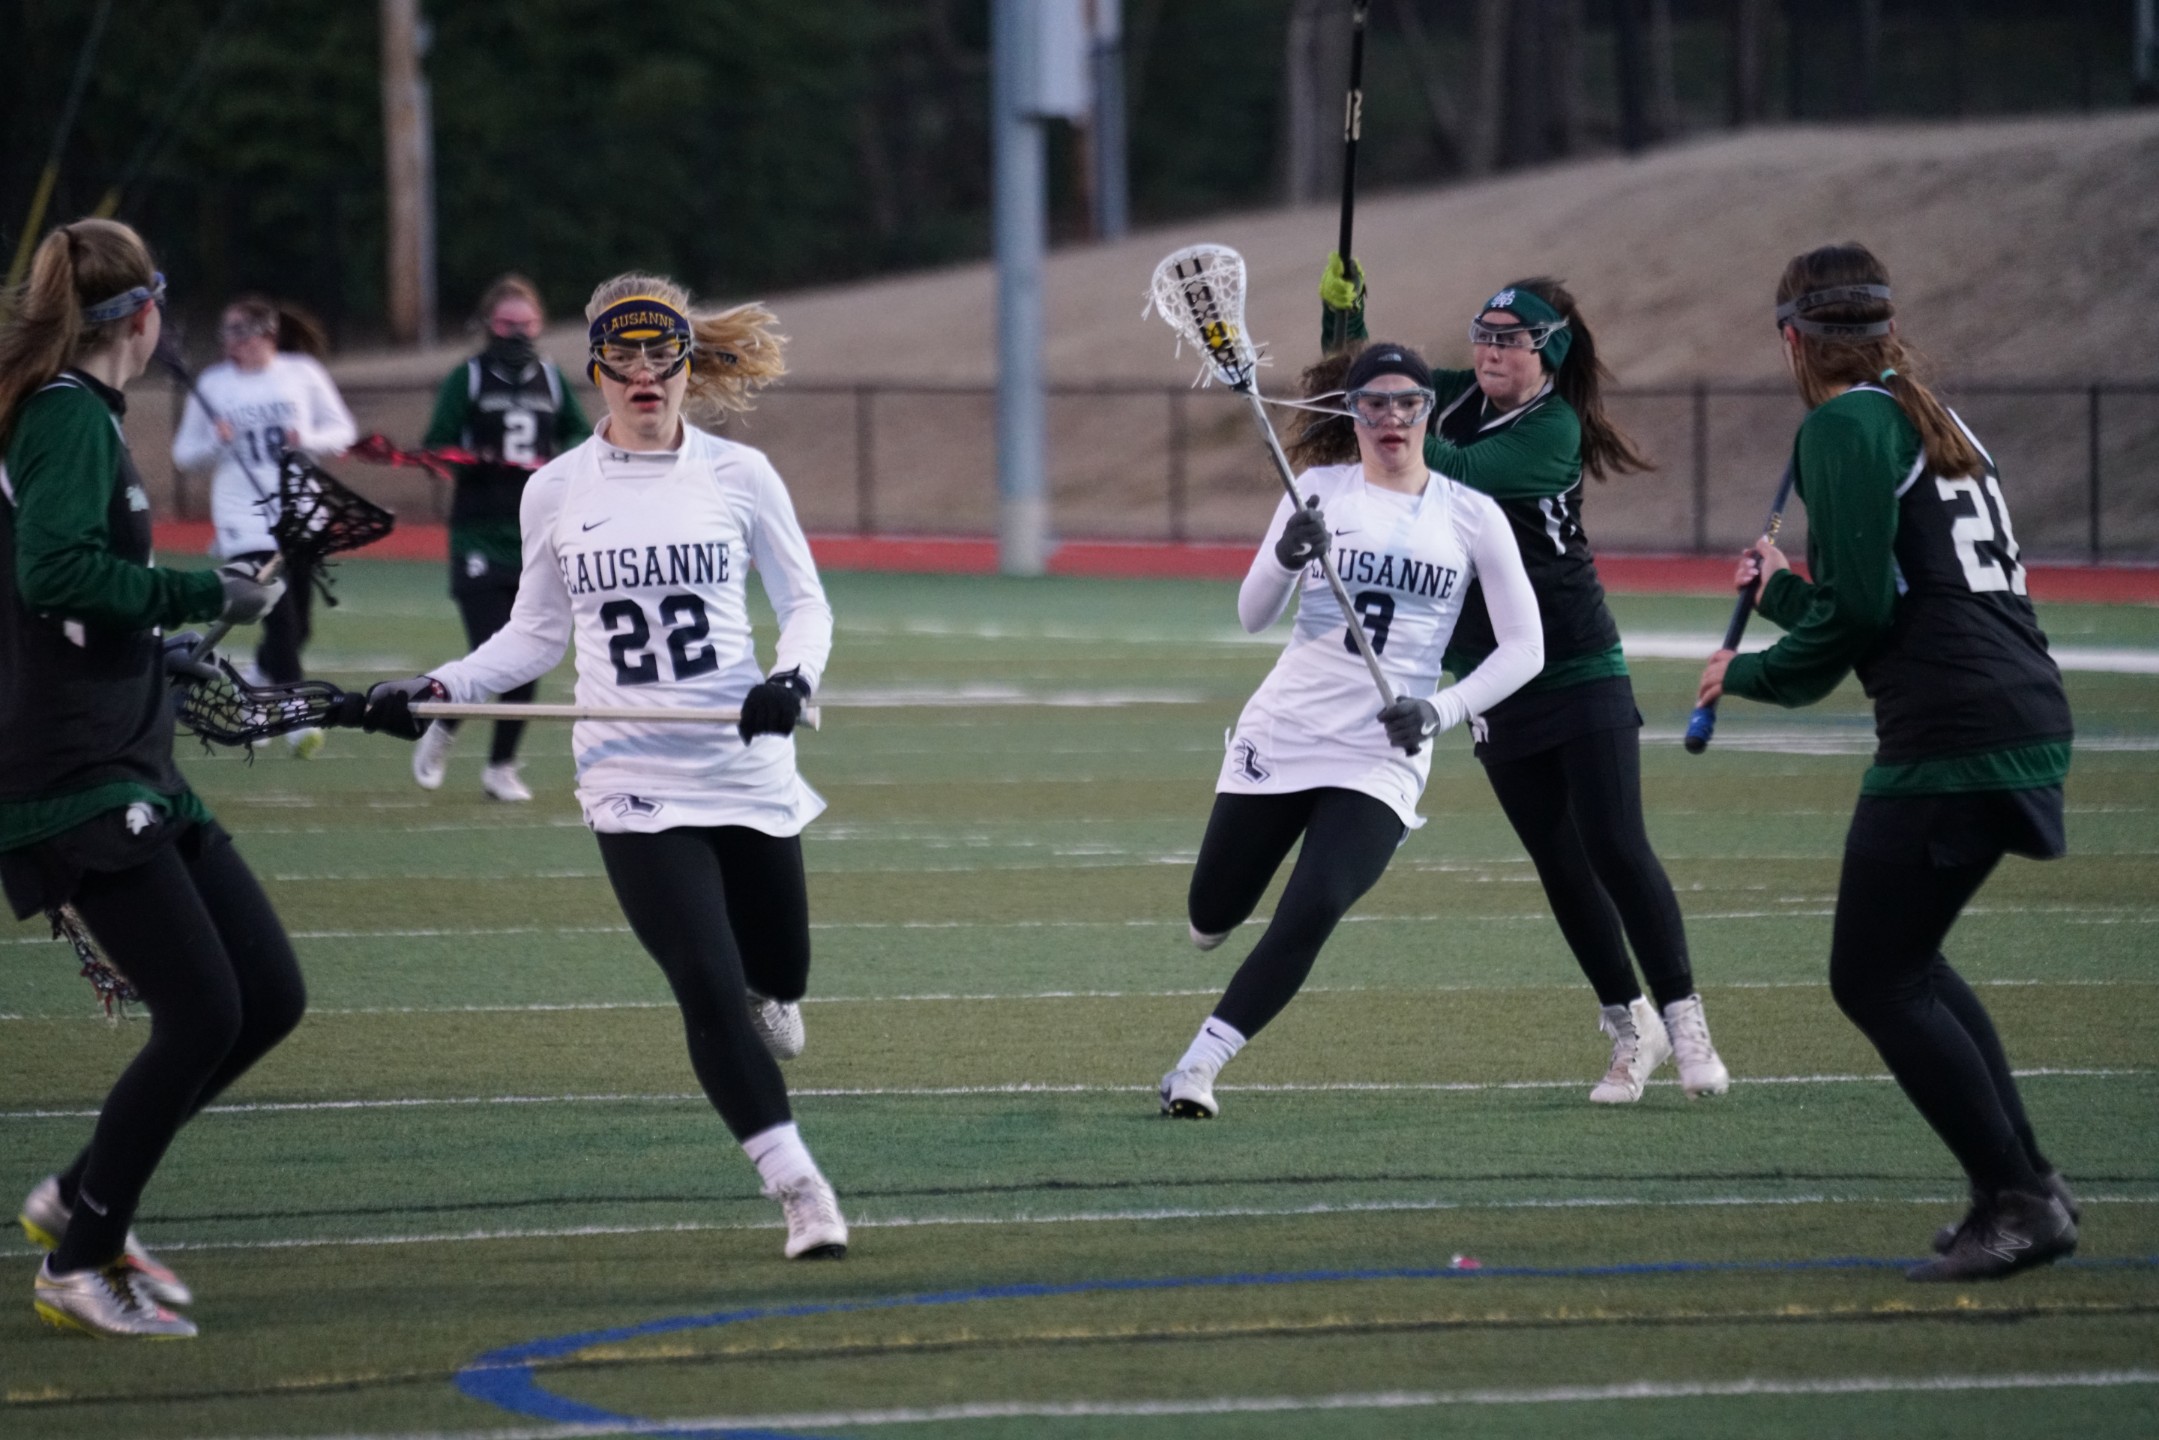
587,294,693,383
82,272,166,326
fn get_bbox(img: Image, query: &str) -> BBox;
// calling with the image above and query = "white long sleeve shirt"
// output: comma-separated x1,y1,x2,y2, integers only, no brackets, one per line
1220,463,1543,827
430,421,834,836
171,354,358,558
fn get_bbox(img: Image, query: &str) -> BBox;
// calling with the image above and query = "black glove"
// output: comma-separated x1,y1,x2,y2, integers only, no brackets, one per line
1275,500,1330,571
216,561,287,625
1378,695,1441,755
362,675,448,741
739,668,811,743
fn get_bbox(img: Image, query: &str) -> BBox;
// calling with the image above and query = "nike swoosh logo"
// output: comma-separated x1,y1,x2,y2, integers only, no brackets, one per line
581,518,611,532
1333,529,1358,537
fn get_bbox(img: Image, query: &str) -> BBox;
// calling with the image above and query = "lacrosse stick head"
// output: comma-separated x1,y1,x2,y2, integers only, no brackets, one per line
1149,243,1259,390
175,657,364,747
273,453,396,568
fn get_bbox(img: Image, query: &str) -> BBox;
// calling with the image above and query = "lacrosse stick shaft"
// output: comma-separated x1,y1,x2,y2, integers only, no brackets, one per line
184,551,286,666
1336,0,1370,267
1685,461,1797,754
413,701,822,730
1238,386,1395,706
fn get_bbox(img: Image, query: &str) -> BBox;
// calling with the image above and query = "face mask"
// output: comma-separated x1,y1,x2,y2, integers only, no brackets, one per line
485,332,538,371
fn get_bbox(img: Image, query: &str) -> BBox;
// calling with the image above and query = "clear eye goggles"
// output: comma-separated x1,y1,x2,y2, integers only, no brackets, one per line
1346,387,1437,426
590,333,693,382
1469,316,1567,351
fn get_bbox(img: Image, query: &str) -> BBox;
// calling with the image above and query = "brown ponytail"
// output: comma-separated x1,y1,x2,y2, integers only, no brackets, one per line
1285,347,1361,469
1776,243,1980,478
1505,277,1652,482
228,292,330,360
0,219,157,448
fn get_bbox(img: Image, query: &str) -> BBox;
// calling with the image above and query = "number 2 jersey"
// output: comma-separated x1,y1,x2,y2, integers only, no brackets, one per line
171,353,358,559
430,422,834,836
1723,385,2071,795
1222,464,1543,827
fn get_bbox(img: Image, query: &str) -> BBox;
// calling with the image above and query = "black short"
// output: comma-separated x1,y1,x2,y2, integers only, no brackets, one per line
1471,673,1641,763
0,800,221,919
1845,786,2066,868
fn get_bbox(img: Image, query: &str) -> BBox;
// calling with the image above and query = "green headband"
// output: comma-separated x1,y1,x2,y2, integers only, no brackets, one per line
1480,286,1573,371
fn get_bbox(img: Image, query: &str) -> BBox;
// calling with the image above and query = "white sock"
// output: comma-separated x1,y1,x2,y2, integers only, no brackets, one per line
742,1121,820,1191
1176,1017,1247,1077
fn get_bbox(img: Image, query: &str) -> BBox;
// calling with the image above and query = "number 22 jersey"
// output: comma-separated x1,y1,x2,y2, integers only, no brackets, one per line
431,423,834,836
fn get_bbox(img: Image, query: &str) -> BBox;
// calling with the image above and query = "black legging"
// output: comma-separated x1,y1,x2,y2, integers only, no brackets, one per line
440,584,537,764
595,826,810,1142
249,552,314,686
52,823,305,1271
1188,789,1404,1038
1480,725,1694,1009
1829,846,2049,1194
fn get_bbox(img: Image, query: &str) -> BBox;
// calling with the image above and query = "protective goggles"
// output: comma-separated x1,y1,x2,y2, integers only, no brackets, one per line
587,295,694,383
1774,283,1892,340
1469,315,1568,351
1346,386,1437,425
219,316,275,341
81,272,166,326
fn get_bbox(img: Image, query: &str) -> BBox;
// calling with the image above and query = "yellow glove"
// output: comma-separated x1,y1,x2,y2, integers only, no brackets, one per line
1320,252,1365,311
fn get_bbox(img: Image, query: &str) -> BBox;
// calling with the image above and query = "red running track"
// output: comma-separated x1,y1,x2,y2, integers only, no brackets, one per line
154,522,2159,604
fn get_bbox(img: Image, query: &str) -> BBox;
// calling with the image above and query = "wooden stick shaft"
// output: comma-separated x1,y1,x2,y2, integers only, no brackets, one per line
412,701,822,730
1238,386,1395,707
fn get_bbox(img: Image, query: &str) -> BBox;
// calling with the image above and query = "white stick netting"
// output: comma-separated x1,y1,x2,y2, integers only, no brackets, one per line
1147,243,1260,389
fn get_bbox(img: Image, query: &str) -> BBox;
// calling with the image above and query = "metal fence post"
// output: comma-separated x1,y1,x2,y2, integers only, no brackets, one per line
1691,379,1710,553
1167,387,1189,544
2088,383,2102,562
856,384,876,535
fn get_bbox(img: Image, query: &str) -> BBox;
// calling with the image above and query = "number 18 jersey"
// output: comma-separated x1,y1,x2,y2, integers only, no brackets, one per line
432,424,834,836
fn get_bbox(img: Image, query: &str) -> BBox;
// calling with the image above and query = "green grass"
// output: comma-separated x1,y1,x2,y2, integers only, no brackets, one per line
3,562,2156,1438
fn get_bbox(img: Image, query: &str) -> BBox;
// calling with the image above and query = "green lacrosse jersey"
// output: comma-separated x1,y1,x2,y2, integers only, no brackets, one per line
0,372,222,852
1425,371,1628,694
425,351,588,587
1722,386,2071,795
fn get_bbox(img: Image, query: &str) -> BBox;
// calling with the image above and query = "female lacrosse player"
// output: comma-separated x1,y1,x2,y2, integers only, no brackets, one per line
1158,342,1543,1119
1698,243,2076,1282
2,219,296,1337
410,275,590,802
361,274,848,1259
171,292,355,756
1317,265,1727,1105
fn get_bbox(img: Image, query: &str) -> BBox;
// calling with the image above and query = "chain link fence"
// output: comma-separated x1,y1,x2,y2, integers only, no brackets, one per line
134,376,2159,563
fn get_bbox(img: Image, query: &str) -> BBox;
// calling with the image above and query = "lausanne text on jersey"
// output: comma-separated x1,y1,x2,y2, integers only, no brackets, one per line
1325,546,1460,600
556,541,730,596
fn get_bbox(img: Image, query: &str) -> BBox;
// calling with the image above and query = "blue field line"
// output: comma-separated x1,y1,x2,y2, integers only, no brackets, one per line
454,1253,2159,1439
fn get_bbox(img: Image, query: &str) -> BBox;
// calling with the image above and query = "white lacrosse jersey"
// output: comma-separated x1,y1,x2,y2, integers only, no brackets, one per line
171,354,357,558
431,420,834,836
1220,463,1542,827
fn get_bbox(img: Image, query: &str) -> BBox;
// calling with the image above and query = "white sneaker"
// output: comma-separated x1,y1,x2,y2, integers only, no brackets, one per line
412,722,455,789
19,1175,193,1308
480,762,532,803
1662,994,1730,1097
1589,997,1672,1104
747,993,805,1061
287,727,326,760
1159,1065,1220,1119
34,1257,196,1338
1188,923,1230,951
765,1172,848,1259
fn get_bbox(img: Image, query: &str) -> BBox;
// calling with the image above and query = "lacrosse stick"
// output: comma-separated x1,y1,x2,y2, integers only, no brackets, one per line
1326,1,1373,354
47,903,138,1023
1149,242,1393,708
173,660,821,747
185,451,396,666
1685,461,1797,753
347,432,543,482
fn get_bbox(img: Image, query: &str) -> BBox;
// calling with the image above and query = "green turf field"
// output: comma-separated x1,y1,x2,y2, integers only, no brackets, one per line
4,562,2156,1438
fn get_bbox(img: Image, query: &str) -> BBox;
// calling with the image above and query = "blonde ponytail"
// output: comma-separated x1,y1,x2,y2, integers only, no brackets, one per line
0,220,156,447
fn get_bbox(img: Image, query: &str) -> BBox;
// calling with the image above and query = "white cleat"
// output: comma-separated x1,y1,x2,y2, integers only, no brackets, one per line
766,1172,848,1259
1188,923,1230,952
19,1175,192,1308
33,1257,196,1339
1662,994,1730,1098
1589,997,1673,1104
412,722,454,789
481,761,533,803
747,993,805,1061
1159,1065,1220,1119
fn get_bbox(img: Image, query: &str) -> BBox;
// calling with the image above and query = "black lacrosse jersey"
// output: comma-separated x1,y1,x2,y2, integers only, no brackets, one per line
450,356,573,528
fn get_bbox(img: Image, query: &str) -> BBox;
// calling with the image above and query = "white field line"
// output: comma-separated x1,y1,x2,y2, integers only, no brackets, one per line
5,1193,2156,1267
3,1068,2142,1122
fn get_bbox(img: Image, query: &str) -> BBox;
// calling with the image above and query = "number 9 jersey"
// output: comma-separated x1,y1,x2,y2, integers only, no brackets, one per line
429,425,834,836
